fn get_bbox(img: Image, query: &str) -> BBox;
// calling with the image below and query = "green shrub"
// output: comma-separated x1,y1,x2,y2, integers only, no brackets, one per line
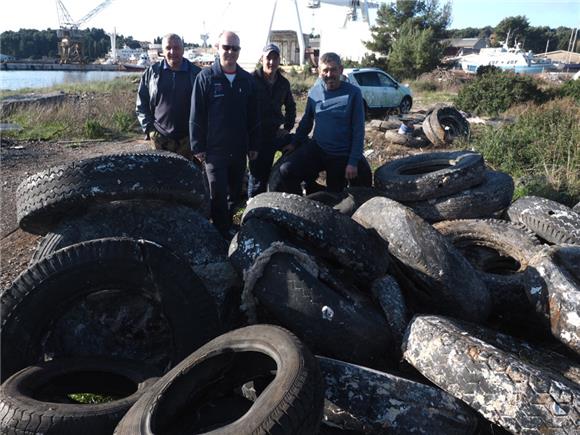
475,65,501,76
467,98,579,205
84,119,106,138
557,79,580,101
411,80,438,92
454,71,546,116
112,110,135,132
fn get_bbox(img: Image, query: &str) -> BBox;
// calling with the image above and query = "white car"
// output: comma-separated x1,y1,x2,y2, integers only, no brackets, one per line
343,67,413,114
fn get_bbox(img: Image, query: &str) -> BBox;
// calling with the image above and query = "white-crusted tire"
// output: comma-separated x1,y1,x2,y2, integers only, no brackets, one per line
403,315,580,434
352,197,491,322
508,196,580,245
16,151,208,235
318,356,479,435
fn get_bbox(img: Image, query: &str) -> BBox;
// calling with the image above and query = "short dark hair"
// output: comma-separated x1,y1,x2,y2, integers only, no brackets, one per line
319,52,341,66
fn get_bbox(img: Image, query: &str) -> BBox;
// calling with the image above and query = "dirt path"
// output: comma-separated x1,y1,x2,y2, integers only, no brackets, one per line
1,137,150,289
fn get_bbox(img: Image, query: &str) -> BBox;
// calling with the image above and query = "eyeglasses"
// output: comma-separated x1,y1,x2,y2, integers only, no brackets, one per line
221,45,241,52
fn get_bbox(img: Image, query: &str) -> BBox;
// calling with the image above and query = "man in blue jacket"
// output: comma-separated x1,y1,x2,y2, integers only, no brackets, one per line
279,52,366,193
136,33,200,160
190,31,260,238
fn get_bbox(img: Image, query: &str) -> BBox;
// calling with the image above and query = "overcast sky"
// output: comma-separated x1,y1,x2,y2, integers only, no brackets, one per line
1,0,578,45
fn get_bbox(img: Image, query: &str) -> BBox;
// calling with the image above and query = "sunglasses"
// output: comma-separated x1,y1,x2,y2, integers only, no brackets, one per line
221,45,241,52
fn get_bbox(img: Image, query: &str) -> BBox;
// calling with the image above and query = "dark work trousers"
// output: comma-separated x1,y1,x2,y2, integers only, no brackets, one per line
205,158,247,237
248,137,276,198
248,132,293,198
279,141,369,194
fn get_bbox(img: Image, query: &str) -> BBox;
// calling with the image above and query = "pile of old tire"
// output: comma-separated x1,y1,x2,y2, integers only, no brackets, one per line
228,191,579,434
367,118,427,147
422,105,470,146
1,151,245,433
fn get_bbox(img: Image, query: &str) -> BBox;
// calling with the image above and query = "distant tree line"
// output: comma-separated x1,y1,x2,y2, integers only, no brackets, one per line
362,0,579,80
0,28,146,61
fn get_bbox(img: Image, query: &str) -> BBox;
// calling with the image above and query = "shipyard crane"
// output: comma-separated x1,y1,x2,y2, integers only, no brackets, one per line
55,0,114,63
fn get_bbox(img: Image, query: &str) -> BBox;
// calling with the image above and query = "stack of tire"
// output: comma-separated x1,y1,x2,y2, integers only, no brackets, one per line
421,105,470,146
1,151,266,433
367,118,427,147
231,188,579,434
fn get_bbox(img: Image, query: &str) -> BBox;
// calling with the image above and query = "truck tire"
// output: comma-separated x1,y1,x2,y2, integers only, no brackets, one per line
319,355,478,435
507,196,580,245
30,200,239,325
243,192,390,285
374,151,485,201
525,245,580,355
16,151,208,235
1,238,220,381
403,315,580,434
405,170,514,223
0,358,159,435
352,197,491,322
434,219,542,322
422,106,470,147
114,325,324,435
229,218,394,368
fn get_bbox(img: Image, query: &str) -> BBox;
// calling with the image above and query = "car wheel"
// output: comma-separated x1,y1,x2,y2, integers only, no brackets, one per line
399,96,412,113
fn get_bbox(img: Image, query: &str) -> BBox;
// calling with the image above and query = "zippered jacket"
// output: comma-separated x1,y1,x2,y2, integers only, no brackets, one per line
252,67,296,137
136,59,201,133
189,61,260,163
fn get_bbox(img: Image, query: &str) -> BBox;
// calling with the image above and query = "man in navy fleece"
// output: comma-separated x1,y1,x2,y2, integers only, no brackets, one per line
279,52,365,193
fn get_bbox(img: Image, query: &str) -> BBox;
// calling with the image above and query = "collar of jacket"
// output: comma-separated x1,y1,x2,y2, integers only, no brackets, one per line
211,60,241,78
254,67,281,82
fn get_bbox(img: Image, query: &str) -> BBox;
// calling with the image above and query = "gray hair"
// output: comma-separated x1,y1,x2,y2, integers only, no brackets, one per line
162,33,183,47
319,52,342,66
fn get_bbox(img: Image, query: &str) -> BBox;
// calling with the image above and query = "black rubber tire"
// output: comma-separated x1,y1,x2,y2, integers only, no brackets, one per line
242,192,390,285
507,196,580,245
433,219,542,321
318,355,478,435
306,187,388,217
114,325,325,435
16,151,209,235
229,218,394,368
399,96,412,114
267,151,324,194
374,151,486,201
29,200,239,324
525,245,580,355
352,197,491,322
421,106,470,146
0,358,159,435
405,170,514,223
403,315,580,434
1,238,221,381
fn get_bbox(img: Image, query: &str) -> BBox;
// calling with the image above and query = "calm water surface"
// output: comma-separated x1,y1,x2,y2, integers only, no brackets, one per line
0,70,141,91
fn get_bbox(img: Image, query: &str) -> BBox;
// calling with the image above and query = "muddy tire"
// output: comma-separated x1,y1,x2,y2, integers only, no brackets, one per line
507,196,580,245
573,201,580,213
0,358,159,435
1,238,220,381
422,106,469,146
318,356,478,435
525,245,580,355
243,192,390,284
30,200,239,324
352,197,491,322
403,315,580,434
16,151,208,235
114,325,324,435
374,151,485,201
229,218,393,368
405,170,514,223
434,219,542,321
306,187,388,217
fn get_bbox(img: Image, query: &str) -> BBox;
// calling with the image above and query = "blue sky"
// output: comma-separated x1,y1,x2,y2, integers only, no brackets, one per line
0,0,578,43
449,0,580,29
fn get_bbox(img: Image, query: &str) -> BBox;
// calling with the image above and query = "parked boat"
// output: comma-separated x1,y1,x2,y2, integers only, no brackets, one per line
122,53,150,71
459,42,557,74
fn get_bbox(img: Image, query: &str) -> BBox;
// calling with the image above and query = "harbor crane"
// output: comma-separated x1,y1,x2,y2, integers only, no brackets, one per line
55,0,114,63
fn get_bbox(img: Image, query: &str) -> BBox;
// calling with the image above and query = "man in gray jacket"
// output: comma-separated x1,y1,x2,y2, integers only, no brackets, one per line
136,33,200,160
